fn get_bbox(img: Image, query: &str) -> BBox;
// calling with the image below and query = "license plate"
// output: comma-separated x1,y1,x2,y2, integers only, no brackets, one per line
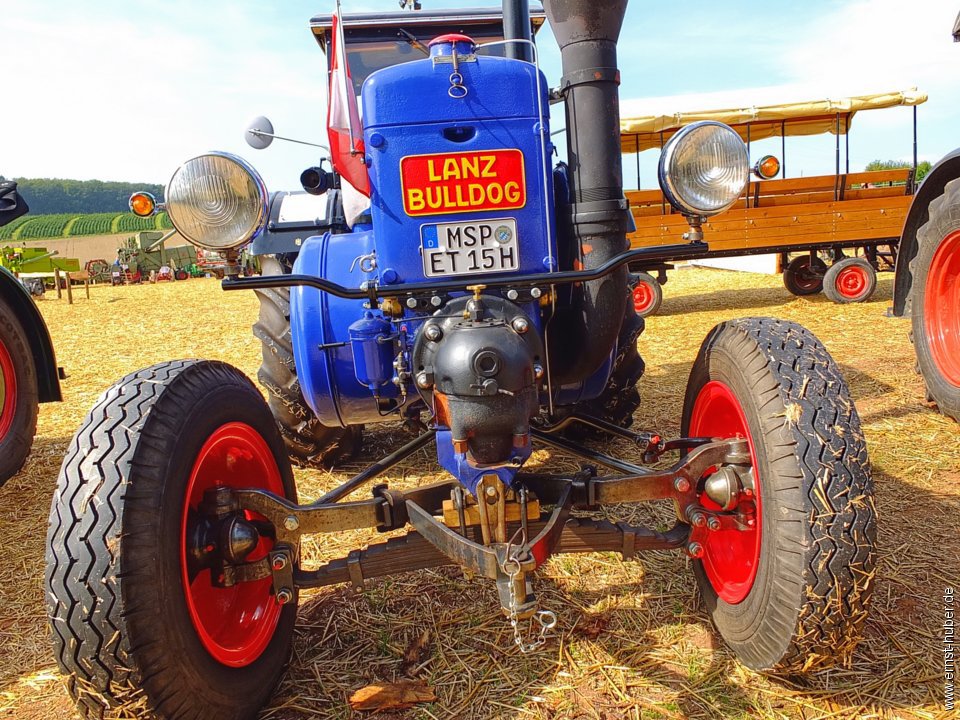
420,218,519,277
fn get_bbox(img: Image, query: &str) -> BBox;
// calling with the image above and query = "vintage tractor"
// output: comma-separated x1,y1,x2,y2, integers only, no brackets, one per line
45,2,876,718
0,181,62,486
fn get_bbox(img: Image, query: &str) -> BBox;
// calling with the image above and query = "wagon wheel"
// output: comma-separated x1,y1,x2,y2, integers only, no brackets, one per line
909,177,960,421
46,360,298,719
631,272,663,317
782,255,826,295
823,257,877,303
0,297,39,485
682,318,875,672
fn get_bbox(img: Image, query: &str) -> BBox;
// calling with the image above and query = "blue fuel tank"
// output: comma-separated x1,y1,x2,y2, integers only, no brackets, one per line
362,35,557,284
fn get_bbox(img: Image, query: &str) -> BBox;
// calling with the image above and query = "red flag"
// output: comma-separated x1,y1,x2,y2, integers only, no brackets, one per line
327,11,370,196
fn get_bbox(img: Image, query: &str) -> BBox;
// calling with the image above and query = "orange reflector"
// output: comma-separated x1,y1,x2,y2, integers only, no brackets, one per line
755,155,781,180
129,192,156,217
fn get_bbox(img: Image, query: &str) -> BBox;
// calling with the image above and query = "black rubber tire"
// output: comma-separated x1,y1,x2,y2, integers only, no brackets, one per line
254,256,361,467
574,293,646,429
909,177,960,421
782,255,827,296
174,269,189,281
45,360,298,720
0,296,39,485
631,272,663,318
823,257,877,304
681,318,876,673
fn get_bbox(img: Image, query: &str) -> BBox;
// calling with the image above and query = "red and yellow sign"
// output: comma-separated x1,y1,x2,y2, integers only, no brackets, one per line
400,149,526,217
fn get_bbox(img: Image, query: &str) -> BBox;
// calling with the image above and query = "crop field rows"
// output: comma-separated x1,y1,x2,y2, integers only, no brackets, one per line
0,211,171,241
0,267,956,719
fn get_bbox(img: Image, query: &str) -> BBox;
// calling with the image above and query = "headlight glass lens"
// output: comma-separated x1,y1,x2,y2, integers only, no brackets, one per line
658,122,749,216
165,152,267,251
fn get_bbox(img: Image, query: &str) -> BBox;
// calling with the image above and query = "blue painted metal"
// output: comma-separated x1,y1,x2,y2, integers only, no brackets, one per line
348,311,396,390
290,229,399,427
362,36,556,284
435,429,532,496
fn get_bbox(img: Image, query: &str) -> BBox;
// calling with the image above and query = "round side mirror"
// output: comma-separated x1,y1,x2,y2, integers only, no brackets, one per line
245,116,275,150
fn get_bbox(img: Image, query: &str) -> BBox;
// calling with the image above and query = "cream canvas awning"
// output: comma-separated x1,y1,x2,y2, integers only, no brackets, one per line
620,89,927,153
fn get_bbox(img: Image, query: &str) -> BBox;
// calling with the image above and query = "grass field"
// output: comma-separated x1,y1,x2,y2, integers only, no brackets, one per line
0,267,956,719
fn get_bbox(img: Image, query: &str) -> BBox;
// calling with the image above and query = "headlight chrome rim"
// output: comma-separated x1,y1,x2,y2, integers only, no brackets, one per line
165,151,269,251
658,121,749,217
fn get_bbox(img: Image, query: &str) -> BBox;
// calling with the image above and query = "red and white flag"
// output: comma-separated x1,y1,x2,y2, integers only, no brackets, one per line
327,7,370,197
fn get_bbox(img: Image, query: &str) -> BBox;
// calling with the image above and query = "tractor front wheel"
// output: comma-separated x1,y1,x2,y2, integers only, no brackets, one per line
0,297,39,485
682,318,876,672
910,178,960,421
45,360,298,720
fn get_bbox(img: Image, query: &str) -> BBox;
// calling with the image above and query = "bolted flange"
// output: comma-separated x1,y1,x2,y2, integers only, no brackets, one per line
687,542,704,558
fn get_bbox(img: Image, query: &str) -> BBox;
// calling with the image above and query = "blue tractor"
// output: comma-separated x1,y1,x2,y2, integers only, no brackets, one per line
46,2,877,718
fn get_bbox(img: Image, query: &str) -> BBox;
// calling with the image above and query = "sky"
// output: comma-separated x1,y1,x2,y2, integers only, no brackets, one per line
2,0,957,193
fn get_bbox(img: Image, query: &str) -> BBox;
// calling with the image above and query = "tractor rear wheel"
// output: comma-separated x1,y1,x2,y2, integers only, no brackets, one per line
823,257,877,303
46,360,298,720
909,178,960,421
0,297,39,485
782,255,826,296
255,256,361,467
682,318,875,673
574,291,645,429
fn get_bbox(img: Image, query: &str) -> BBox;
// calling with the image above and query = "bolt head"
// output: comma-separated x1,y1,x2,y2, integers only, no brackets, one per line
707,517,721,531
691,512,706,528
416,372,432,389
405,297,418,309
530,287,542,299
687,542,704,558
283,515,300,531
276,588,294,605
674,477,691,493
506,289,519,300
533,363,544,379
511,317,530,334
272,555,287,571
430,295,442,307
424,324,442,342
485,485,498,497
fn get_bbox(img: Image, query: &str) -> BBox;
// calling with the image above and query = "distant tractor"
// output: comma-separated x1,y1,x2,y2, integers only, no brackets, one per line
0,181,62,486
114,230,198,283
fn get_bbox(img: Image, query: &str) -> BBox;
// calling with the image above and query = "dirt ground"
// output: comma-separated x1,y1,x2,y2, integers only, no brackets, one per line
0,268,957,719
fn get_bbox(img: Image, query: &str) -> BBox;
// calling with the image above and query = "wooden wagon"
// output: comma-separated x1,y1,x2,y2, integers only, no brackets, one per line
619,89,927,314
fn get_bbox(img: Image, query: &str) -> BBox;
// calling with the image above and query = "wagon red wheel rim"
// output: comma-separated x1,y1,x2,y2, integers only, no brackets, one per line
688,381,762,604
0,337,16,442
633,280,656,314
924,229,960,387
836,264,869,300
181,422,285,667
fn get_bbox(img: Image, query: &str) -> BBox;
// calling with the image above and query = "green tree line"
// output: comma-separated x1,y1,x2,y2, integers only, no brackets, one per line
865,159,932,183
0,176,164,215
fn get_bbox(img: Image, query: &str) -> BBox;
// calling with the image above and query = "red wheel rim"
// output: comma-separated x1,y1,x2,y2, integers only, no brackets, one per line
836,264,869,300
0,338,16,442
687,381,762,604
181,422,285,667
633,281,655,314
924,229,960,387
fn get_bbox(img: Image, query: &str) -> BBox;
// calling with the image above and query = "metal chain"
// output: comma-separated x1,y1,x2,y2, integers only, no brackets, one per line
500,533,557,654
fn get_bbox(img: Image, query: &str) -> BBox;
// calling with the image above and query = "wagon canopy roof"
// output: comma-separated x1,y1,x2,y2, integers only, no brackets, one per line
620,88,927,153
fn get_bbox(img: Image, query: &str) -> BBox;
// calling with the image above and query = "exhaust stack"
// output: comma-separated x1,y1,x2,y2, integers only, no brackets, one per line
540,0,631,384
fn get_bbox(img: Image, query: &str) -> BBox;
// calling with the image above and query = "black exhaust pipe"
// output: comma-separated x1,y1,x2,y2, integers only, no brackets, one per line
538,0,631,384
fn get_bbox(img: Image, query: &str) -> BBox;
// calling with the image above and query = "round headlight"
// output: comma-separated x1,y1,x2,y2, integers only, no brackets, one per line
658,121,749,217
165,152,268,251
